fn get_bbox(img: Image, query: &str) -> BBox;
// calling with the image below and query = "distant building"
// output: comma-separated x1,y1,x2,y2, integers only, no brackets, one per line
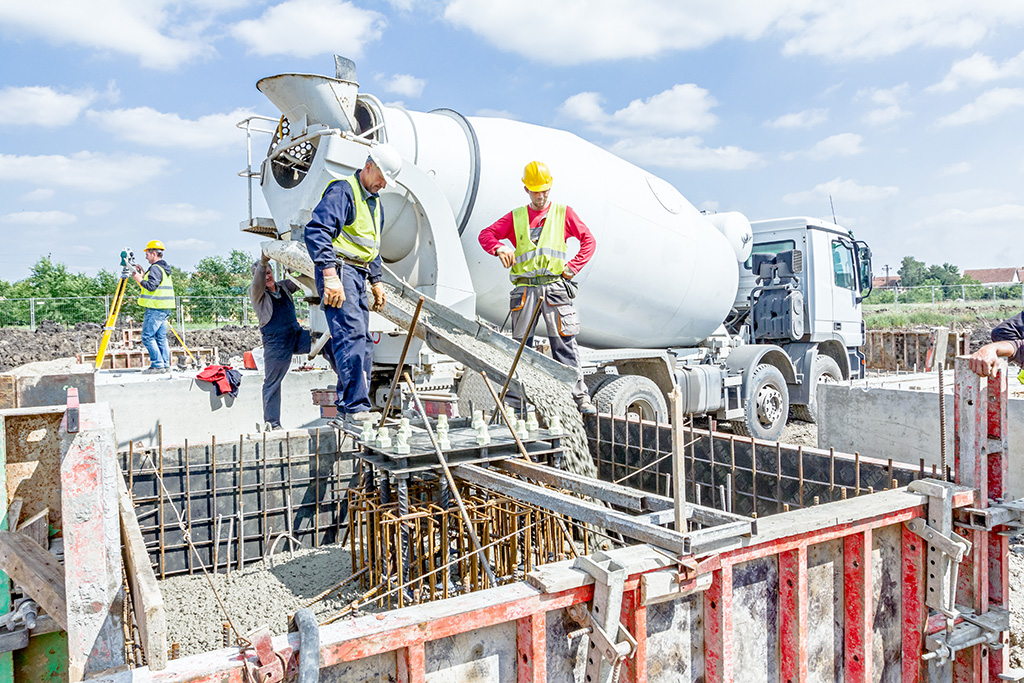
872,275,901,289
963,267,1024,284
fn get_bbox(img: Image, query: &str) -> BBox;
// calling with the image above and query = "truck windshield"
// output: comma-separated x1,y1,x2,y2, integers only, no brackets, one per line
832,240,857,290
744,239,795,270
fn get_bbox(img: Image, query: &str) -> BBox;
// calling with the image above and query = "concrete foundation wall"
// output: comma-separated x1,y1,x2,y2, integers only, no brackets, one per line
96,369,336,448
817,382,1024,498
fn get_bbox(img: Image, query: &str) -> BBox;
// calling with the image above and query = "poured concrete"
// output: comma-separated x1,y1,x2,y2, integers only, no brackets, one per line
818,373,1024,498
95,368,335,448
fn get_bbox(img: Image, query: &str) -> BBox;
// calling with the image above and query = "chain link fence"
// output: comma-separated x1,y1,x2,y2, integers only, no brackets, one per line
865,282,1024,306
0,296,312,331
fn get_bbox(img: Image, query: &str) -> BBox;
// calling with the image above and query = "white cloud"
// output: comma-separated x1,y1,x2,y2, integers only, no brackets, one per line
382,74,425,99
939,162,971,176
165,237,216,251
0,210,77,226
0,86,98,127
21,188,55,201
913,204,1024,232
935,88,1024,126
608,136,762,171
146,203,221,225
0,0,214,69
0,152,169,192
764,108,828,129
86,107,253,150
783,177,898,205
443,1,1024,65
929,50,1024,93
857,84,910,126
791,133,865,160
232,0,385,58
82,200,116,216
560,84,718,135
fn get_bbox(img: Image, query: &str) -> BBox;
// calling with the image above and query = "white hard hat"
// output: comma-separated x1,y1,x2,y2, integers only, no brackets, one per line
369,143,402,184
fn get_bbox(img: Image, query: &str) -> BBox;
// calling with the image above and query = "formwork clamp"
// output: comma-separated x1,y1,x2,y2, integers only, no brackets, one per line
906,480,971,621
957,498,1024,533
568,553,638,683
922,607,1015,681
242,626,294,683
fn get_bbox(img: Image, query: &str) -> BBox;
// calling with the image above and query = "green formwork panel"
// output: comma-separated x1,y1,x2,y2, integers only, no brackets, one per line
14,632,68,683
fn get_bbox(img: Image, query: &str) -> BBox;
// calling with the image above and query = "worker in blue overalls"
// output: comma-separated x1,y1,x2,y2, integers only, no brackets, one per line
250,257,326,430
304,143,402,428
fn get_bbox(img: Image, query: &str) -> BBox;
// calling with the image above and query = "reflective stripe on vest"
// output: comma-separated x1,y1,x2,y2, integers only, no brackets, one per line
510,203,568,283
324,174,381,263
138,264,175,309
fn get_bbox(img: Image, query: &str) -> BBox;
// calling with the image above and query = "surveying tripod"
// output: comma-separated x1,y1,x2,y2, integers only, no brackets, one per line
95,249,196,370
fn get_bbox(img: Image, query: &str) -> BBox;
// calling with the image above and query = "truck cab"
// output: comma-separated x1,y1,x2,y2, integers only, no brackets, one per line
733,217,872,414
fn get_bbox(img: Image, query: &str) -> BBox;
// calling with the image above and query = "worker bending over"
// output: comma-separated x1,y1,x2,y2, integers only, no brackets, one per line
250,257,327,431
304,143,402,427
478,161,598,414
968,310,1024,379
132,239,175,374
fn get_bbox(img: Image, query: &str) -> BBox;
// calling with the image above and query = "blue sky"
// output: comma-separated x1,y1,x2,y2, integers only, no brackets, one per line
2,0,1023,283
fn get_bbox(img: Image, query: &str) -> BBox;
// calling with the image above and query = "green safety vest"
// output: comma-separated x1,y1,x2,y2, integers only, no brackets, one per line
325,174,381,264
138,264,175,309
510,203,568,283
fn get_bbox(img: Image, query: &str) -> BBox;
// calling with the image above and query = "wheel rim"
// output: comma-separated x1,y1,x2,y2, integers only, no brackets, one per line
755,384,784,427
625,399,658,422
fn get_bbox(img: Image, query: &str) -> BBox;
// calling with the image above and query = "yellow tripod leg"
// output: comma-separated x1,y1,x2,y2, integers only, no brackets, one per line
166,322,196,365
95,277,129,369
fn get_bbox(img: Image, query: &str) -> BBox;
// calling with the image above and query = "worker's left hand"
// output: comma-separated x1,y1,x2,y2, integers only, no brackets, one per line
370,282,386,312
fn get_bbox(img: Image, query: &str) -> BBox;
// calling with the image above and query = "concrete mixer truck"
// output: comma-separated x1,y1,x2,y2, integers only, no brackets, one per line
239,57,872,441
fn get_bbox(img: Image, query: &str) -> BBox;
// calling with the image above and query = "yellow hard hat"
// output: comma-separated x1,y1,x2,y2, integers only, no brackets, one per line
522,161,552,192
145,240,165,251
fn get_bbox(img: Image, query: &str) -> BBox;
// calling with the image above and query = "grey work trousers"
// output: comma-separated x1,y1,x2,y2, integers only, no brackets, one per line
509,281,588,401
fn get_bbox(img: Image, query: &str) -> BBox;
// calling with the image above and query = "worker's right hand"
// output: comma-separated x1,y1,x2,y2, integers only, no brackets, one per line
322,274,346,308
968,344,1000,378
496,247,514,269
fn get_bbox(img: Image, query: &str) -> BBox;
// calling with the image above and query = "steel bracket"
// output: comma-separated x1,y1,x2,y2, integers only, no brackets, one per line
957,499,1024,531
907,479,969,620
569,553,638,683
0,627,28,654
923,607,1010,682
244,627,294,683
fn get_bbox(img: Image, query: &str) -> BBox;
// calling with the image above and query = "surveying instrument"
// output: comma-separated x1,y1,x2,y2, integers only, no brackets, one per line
94,248,196,370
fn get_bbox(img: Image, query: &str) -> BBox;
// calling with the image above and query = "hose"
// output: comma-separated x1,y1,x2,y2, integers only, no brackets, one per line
293,608,320,683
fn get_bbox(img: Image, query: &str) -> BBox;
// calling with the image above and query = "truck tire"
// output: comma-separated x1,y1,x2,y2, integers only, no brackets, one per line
732,364,789,441
593,375,668,421
790,355,842,424
584,372,617,397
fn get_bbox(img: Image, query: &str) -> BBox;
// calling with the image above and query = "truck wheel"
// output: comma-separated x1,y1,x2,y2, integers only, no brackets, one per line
732,364,789,441
584,372,617,397
790,356,842,424
593,375,668,422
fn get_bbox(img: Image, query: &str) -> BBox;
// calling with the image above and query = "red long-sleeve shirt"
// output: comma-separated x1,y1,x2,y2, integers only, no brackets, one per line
478,204,596,276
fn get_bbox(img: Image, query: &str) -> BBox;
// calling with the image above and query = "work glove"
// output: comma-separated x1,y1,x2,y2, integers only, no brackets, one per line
322,274,346,308
371,282,386,312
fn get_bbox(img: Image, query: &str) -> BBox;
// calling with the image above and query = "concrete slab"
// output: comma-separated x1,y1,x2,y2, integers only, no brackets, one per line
818,374,1024,499
94,368,335,448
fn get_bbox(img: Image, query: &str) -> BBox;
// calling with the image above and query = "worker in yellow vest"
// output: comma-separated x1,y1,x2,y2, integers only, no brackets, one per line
305,143,402,428
132,239,176,374
478,161,598,414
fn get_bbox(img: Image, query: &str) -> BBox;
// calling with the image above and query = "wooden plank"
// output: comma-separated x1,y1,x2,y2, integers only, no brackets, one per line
17,508,49,549
117,472,168,670
0,531,67,631
4,499,22,534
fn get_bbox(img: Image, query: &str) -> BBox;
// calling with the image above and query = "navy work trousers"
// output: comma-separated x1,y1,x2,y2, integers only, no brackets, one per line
319,263,374,415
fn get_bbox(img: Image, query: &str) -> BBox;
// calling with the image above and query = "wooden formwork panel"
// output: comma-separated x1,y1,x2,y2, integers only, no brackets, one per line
863,329,969,372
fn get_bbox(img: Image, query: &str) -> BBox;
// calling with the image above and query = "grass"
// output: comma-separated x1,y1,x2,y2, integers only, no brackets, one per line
864,302,1021,330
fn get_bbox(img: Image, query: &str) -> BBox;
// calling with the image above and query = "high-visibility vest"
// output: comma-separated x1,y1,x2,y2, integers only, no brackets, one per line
510,203,568,283
138,264,175,309
325,174,381,264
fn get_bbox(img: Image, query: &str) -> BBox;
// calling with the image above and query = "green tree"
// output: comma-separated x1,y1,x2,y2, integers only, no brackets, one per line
898,256,927,287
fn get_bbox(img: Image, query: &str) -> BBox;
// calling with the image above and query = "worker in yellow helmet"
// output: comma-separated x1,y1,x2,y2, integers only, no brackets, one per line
478,161,598,414
132,239,176,374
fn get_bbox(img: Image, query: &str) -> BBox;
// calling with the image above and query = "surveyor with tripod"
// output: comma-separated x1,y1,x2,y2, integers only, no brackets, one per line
132,239,176,374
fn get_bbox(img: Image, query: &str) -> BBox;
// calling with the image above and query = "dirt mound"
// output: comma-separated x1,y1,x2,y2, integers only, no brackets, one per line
0,322,262,372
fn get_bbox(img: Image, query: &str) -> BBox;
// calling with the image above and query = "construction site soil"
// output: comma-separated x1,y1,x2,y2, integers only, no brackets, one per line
0,322,260,372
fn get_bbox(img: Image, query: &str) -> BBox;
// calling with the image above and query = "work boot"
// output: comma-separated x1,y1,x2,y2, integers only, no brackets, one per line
576,397,597,415
142,366,164,374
